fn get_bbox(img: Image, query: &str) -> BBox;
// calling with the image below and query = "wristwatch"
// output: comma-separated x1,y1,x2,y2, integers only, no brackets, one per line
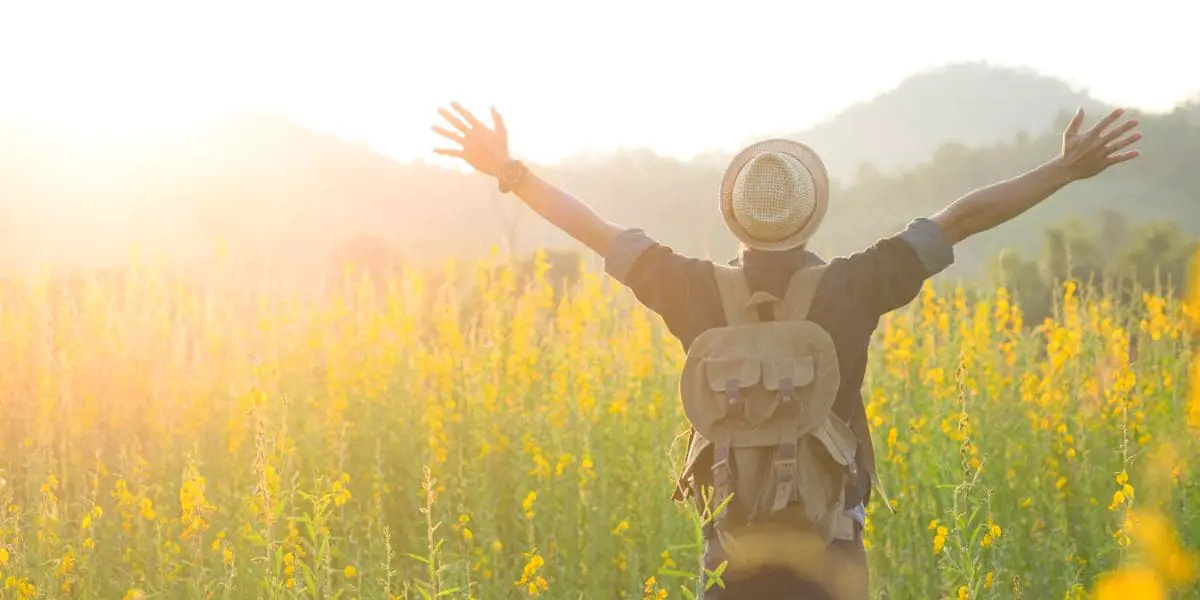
497,159,529,194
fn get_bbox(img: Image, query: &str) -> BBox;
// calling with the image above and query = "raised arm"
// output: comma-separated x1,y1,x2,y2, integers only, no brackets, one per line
432,103,622,255
930,107,1142,245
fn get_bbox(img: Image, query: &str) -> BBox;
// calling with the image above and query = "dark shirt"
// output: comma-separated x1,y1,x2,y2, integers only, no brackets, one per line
603,218,955,510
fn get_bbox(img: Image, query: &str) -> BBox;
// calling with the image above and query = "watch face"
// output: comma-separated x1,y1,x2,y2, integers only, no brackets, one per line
503,162,524,182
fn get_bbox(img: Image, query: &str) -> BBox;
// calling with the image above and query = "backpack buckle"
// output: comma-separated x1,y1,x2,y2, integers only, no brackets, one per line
770,437,799,513
778,376,795,403
724,378,739,405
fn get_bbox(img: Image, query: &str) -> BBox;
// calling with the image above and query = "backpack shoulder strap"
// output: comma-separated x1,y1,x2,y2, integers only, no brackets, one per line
712,264,757,326
779,265,828,321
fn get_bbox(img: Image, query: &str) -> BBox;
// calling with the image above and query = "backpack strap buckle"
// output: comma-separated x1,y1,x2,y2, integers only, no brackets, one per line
725,378,739,406
778,375,795,404
770,429,800,513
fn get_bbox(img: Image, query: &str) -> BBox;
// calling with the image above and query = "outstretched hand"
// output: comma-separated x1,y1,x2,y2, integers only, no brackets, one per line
432,103,510,178
1058,107,1142,181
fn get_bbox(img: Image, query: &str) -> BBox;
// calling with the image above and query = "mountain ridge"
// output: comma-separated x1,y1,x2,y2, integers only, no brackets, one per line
0,63,1194,283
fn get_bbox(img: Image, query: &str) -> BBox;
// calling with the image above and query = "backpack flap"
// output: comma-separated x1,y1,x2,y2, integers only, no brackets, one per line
702,356,762,394
811,416,858,472
760,354,833,437
688,356,761,439
762,356,815,391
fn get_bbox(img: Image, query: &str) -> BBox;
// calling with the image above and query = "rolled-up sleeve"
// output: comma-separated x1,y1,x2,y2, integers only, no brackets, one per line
898,217,955,276
601,228,710,328
604,228,657,284
841,218,956,317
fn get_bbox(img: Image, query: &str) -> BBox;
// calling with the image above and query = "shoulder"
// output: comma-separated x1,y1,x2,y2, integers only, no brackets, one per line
603,228,661,283
602,228,722,339
603,228,714,284
821,218,956,316
836,218,954,279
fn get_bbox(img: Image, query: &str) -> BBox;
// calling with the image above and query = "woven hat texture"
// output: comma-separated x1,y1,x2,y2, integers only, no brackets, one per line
719,139,829,251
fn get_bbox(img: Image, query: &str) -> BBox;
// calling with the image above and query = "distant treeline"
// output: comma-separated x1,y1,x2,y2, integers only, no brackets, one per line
984,212,1197,326
3,212,1192,336
322,211,1197,330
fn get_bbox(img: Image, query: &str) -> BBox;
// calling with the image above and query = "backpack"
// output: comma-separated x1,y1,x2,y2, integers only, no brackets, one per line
672,263,861,546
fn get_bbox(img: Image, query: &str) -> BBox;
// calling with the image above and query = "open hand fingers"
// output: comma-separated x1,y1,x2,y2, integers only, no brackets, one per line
438,107,471,134
1098,119,1139,148
1083,108,1126,141
1104,149,1140,167
432,125,465,145
451,102,487,131
433,147,465,159
1104,131,1142,155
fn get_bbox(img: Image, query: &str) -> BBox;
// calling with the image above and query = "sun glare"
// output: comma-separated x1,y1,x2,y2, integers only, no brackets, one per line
8,95,226,158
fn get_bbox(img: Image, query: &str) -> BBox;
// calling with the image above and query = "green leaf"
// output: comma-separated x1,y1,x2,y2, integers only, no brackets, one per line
703,562,728,591
297,560,318,596
656,569,695,579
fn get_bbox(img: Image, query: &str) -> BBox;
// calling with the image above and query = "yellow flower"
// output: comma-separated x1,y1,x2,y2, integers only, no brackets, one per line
1126,509,1199,584
1108,490,1126,511
613,520,631,536
957,585,969,600
344,565,358,578
56,550,76,577
933,526,948,555
522,491,537,520
1093,565,1163,600
642,575,669,599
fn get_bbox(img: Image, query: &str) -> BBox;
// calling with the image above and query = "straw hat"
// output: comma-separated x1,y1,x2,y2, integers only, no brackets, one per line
719,139,829,252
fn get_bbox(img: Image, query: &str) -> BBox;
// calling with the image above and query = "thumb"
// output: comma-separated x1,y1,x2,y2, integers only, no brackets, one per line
1064,108,1085,138
491,106,507,138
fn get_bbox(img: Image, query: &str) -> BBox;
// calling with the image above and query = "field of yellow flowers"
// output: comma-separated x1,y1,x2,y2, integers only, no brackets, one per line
0,250,1198,599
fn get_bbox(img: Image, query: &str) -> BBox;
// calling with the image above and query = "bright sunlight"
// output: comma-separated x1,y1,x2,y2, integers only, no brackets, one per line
0,2,1197,599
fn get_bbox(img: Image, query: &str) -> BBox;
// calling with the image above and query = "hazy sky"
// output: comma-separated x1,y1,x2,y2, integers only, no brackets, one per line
1,0,1196,165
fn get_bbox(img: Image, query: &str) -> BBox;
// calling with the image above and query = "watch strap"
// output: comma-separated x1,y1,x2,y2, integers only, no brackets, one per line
498,160,528,194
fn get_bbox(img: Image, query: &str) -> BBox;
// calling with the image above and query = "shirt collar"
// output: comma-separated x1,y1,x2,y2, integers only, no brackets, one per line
730,246,826,270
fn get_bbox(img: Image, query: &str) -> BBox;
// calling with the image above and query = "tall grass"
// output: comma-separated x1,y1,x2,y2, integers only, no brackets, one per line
0,251,1196,599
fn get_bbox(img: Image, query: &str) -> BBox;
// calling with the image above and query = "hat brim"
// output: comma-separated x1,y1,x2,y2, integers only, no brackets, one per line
719,138,829,252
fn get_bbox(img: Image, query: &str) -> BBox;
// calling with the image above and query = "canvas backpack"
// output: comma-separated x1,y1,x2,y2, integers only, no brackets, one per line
673,263,862,546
